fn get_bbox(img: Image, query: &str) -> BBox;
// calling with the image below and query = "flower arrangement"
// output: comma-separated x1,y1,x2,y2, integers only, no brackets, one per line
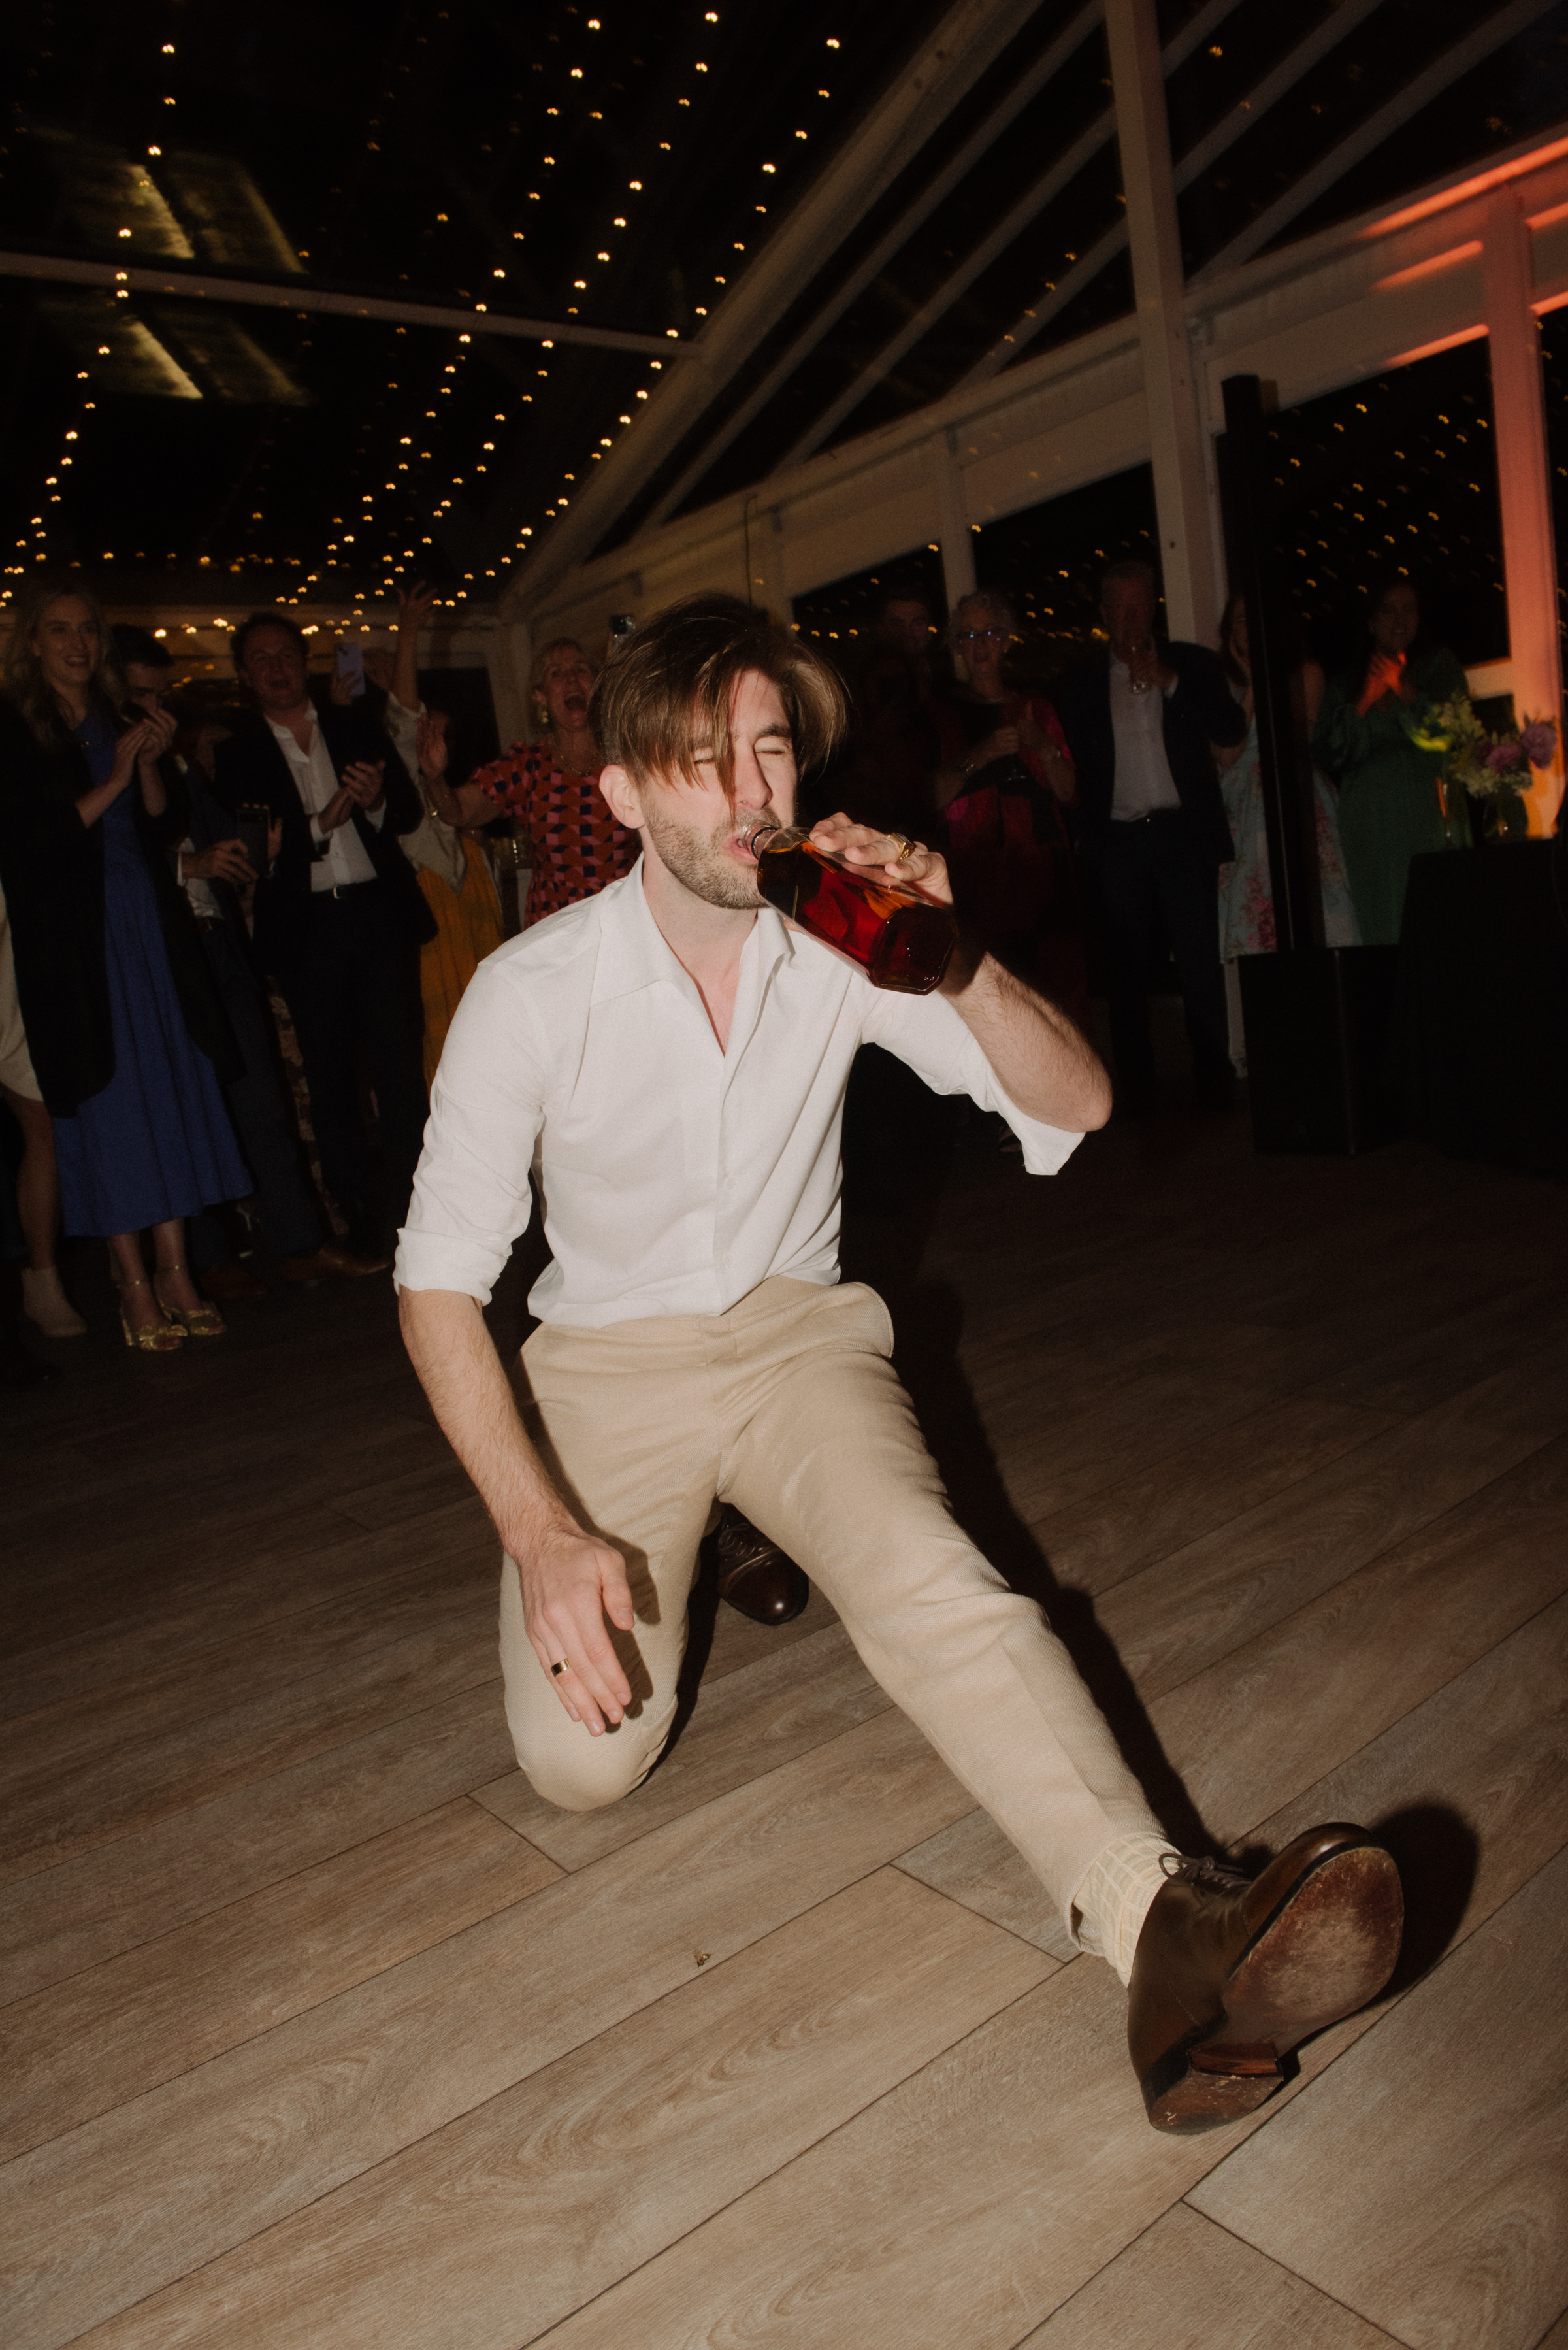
1403,695,1556,825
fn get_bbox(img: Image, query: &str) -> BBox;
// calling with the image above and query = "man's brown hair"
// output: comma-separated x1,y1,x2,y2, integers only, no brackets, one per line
589,593,846,800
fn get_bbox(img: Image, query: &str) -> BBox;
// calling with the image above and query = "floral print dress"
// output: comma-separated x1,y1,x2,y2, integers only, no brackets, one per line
1217,711,1360,958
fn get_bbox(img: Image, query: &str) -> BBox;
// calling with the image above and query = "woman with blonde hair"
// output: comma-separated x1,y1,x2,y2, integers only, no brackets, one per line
425,633,638,929
0,580,247,1348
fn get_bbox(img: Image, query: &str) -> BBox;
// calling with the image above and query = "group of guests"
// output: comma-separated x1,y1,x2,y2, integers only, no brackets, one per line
0,553,1475,1374
0,577,630,1368
835,561,1473,1110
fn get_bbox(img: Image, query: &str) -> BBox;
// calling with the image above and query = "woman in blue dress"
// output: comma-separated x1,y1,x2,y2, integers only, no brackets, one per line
0,582,250,1349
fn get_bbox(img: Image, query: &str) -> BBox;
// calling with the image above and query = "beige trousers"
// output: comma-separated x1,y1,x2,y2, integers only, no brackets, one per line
502,1276,1173,1973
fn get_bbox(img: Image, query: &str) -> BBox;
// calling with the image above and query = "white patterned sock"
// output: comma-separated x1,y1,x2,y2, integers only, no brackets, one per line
1070,1832,1179,1983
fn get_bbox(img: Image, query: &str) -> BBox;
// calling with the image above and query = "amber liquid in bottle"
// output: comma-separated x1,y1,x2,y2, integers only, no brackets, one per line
743,827,956,994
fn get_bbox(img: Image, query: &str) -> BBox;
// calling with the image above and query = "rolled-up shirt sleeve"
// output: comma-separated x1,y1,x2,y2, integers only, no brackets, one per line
394,958,547,1301
860,985,1083,1175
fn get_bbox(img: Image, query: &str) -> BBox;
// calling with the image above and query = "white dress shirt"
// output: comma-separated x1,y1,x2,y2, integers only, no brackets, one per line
268,717,385,889
1109,658,1182,819
395,869,1083,1326
384,689,468,894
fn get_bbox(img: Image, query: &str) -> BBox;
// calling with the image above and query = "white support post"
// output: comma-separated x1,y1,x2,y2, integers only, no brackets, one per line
1105,0,1219,645
930,430,977,616
1482,188,1564,836
483,617,532,750
744,503,791,626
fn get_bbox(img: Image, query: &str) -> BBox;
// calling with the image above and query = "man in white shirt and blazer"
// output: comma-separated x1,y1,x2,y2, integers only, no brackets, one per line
217,613,436,1258
396,595,1400,2133
1054,560,1247,1112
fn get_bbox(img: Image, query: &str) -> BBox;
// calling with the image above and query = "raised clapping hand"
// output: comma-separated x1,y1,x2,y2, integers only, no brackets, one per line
318,758,387,831
977,725,1022,766
1356,651,1411,714
808,812,953,906
135,706,178,770
106,716,163,793
520,1524,636,1734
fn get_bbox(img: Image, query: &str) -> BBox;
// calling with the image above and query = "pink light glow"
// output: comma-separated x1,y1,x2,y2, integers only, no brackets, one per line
1375,240,1482,294
1360,136,1568,240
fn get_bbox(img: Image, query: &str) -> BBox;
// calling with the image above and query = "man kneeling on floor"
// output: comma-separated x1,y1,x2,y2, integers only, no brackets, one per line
395,594,1402,2132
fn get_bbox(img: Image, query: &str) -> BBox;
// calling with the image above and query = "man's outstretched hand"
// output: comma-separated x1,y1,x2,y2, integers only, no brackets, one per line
517,1525,636,1734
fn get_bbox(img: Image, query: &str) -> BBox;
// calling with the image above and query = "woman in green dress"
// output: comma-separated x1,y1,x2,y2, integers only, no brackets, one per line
1311,576,1469,945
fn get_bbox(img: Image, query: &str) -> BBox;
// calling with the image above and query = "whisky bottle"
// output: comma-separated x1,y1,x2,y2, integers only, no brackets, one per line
743,825,956,994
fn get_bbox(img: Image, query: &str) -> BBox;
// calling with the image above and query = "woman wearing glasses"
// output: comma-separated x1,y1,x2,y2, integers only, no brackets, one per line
930,589,1088,1026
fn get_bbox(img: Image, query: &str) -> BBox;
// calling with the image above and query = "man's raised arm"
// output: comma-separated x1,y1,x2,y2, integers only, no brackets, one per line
811,814,1113,1135
399,1287,635,1734
939,944,1112,1133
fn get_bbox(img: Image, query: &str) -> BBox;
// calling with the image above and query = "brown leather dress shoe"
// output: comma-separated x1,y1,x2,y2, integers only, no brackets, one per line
1128,1824,1403,2133
713,1504,810,1625
282,1244,393,1284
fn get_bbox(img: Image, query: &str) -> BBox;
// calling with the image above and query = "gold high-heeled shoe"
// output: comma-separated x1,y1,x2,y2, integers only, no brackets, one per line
118,1276,184,1353
154,1266,227,1339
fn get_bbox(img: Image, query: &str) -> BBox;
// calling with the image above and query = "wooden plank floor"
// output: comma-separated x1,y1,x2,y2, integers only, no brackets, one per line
4,1082,1566,2350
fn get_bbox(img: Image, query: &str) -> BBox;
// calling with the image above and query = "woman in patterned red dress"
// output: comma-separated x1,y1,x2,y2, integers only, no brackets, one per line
430,637,638,927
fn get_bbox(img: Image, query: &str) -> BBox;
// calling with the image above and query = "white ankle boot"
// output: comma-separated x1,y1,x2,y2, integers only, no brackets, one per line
22,1265,87,1338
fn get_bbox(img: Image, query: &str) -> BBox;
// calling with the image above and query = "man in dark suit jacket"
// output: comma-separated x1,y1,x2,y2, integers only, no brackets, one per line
215,613,436,1255
1054,561,1246,1110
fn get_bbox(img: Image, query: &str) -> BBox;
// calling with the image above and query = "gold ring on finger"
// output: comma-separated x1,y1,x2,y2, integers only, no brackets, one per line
885,832,914,861
551,1657,570,1678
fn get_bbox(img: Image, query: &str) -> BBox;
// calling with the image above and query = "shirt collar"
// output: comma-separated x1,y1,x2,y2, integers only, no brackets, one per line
589,864,794,1008
268,713,318,751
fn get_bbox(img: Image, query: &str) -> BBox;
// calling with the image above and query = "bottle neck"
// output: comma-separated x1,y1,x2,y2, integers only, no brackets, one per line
740,821,806,857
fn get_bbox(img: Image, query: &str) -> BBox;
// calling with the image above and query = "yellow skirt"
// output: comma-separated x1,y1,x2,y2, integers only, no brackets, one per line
417,850,504,1088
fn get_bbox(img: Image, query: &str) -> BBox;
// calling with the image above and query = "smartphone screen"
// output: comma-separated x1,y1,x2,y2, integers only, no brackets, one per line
336,646,366,697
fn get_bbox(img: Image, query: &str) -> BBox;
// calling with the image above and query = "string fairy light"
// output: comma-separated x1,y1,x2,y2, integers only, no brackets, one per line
1,3,862,612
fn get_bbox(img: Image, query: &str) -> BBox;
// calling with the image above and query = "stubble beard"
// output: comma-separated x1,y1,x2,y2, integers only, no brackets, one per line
642,801,762,912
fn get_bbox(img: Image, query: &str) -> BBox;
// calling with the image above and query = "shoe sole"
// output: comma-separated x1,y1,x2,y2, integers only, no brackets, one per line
1143,1840,1403,2134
